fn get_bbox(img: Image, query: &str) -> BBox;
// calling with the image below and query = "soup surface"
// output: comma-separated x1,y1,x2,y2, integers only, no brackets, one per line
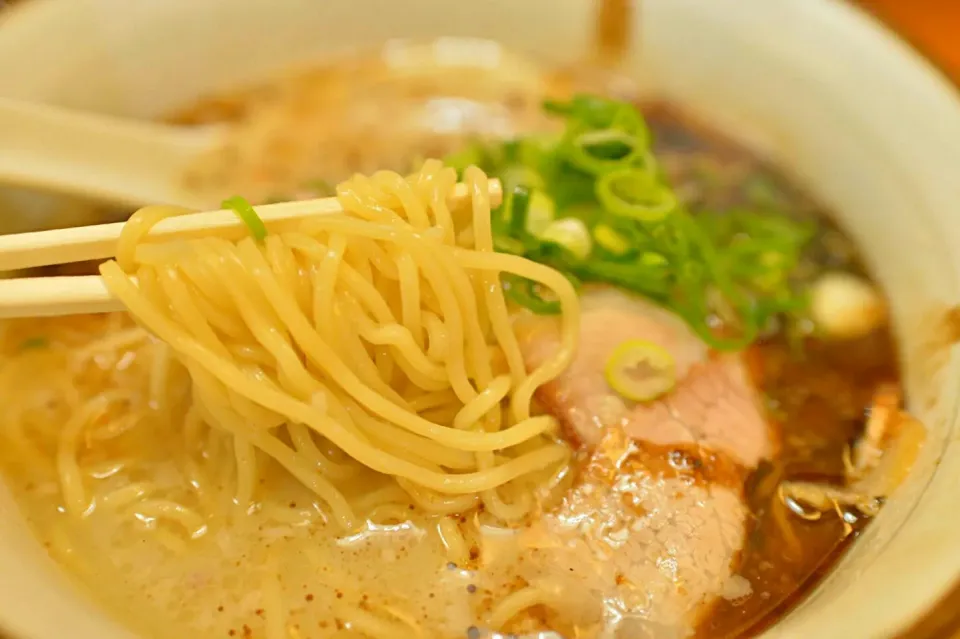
0,43,916,639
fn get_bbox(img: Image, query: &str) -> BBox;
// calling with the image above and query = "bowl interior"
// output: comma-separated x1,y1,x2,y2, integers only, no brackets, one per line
2,0,960,637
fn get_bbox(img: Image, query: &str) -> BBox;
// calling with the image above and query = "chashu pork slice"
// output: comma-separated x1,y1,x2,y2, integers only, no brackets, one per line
519,286,774,468
511,287,775,638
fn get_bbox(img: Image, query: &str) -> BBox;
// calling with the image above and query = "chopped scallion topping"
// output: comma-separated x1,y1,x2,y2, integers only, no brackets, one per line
563,128,644,175
492,235,526,256
502,274,561,315
444,94,814,350
19,336,49,351
540,218,592,261
505,186,532,236
525,191,556,237
641,251,668,267
604,339,676,402
596,167,677,223
593,224,632,256
501,165,546,193
305,179,336,197
222,196,268,241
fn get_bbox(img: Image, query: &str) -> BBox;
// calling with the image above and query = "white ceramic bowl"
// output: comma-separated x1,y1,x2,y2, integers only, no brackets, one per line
1,1,960,637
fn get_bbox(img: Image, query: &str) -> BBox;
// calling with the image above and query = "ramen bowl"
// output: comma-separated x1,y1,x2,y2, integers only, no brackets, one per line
0,0,959,637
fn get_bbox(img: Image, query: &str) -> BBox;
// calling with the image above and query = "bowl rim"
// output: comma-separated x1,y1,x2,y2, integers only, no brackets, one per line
793,2,960,636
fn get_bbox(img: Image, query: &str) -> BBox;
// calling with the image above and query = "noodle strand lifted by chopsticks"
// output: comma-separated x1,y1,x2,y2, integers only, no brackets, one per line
99,160,580,530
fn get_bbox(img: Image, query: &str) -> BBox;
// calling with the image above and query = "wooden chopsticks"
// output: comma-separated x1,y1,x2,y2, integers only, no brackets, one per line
0,276,120,318
0,181,501,272
0,180,501,319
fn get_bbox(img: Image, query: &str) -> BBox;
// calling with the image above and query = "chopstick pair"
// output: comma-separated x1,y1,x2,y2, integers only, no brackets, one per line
0,181,501,319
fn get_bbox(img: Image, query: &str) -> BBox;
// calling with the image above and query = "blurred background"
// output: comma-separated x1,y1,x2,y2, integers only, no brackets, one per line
856,0,960,81
1,0,956,80
1,0,958,80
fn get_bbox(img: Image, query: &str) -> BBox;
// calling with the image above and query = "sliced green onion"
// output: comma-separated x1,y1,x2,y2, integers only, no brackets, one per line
444,144,485,173
515,135,555,164
650,217,691,258
543,98,575,117
760,250,789,269
640,252,669,267
223,196,267,241
593,224,632,256
526,191,556,236
506,186,532,235
19,336,48,351
305,179,336,197
540,218,592,260
578,260,671,296
542,163,597,210
728,210,816,246
492,236,526,255
604,339,676,402
451,93,816,353
685,319,755,352
502,274,561,315
547,95,647,136
563,128,644,175
501,165,546,193
596,168,677,223
750,269,786,293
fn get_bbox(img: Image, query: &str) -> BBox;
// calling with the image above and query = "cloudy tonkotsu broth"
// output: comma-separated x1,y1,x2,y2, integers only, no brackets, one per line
0,42,922,639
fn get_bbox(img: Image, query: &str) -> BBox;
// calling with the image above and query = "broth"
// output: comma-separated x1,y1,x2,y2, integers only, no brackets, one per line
638,106,901,637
